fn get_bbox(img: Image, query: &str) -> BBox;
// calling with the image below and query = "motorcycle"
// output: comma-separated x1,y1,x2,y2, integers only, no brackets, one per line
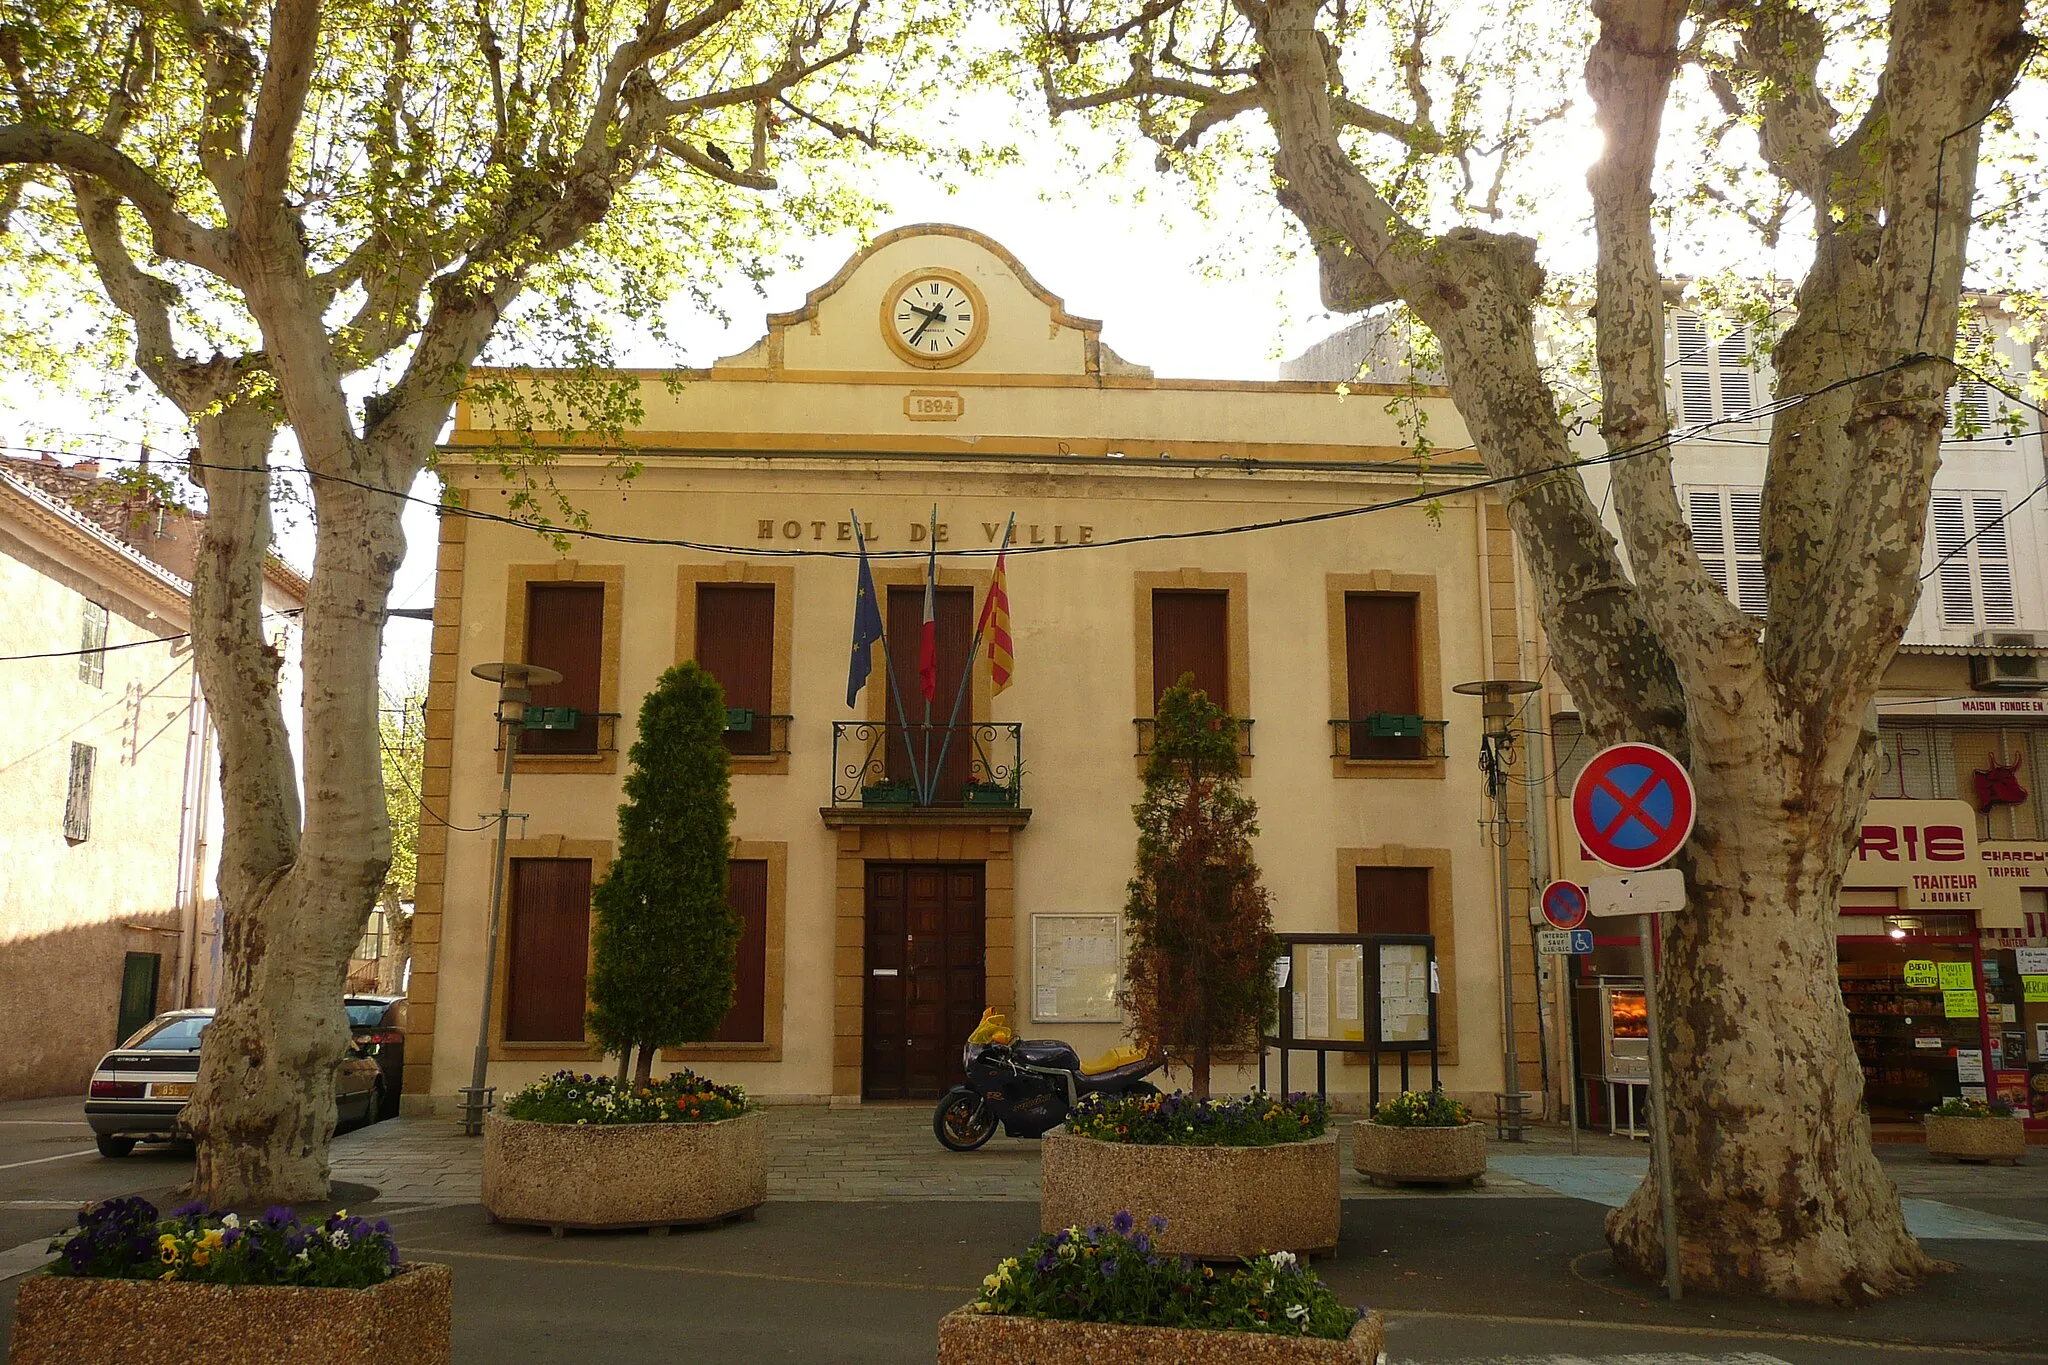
932,1027,1165,1152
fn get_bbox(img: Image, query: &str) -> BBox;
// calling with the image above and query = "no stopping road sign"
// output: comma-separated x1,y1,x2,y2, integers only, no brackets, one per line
1570,743,1696,872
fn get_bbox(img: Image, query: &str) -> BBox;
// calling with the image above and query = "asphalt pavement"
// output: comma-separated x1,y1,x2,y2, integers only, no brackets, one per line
1,1093,2044,1364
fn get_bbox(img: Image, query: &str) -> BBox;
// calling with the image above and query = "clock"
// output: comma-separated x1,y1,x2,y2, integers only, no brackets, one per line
881,268,988,368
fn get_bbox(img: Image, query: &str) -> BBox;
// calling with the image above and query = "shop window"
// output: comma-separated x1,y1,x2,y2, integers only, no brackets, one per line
1152,589,1230,709
1343,594,1422,758
1874,723,1948,801
503,858,592,1042
1684,487,1767,614
521,584,604,754
63,742,95,843
1930,493,2016,628
695,584,777,757
1356,867,1430,936
1672,312,1756,425
79,600,108,687
714,860,769,1043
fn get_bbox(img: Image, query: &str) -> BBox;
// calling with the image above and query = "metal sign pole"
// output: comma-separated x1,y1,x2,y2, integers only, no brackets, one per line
1638,911,1682,1299
1562,958,1580,1157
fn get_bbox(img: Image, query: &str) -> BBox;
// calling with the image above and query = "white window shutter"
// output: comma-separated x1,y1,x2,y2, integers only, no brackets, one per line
1727,488,1767,613
1674,314,1715,426
1717,326,1754,418
1973,495,2016,626
1932,495,1976,624
1686,488,1730,596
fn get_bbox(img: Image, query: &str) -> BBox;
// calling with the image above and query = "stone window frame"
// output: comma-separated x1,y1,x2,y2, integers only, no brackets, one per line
501,561,625,775
1132,569,1252,773
665,840,790,1064
674,563,797,776
860,564,995,725
1336,845,1459,1067
1325,571,1446,780
488,835,612,1064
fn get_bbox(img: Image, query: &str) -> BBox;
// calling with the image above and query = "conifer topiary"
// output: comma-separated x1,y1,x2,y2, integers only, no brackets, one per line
1122,675,1279,1099
586,662,738,1085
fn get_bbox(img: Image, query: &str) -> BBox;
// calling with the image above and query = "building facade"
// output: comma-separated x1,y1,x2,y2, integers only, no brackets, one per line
408,225,1546,1113
0,458,305,1099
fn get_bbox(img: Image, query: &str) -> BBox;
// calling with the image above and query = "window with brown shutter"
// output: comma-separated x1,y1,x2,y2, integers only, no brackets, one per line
504,858,592,1042
714,860,769,1043
521,584,604,754
1345,594,1422,758
64,743,95,843
885,585,975,799
695,584,776,757
1151,590,1230,710
1356,867,1431,937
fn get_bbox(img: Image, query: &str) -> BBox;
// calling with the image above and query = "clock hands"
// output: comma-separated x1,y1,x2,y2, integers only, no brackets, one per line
905,301,947,345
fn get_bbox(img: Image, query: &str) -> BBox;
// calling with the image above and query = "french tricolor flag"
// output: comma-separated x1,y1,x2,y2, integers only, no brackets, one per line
918,508,938,703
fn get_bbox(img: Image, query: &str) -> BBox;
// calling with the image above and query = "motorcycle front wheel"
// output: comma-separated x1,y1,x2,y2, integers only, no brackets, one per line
933,1089,997,1151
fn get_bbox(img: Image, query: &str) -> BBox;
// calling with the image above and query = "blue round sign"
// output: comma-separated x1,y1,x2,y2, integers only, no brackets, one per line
1570,743,1696,872
1539,880,1588,931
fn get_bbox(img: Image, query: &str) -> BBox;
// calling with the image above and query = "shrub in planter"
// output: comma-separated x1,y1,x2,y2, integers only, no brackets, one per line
1354,1089,1486,1188
1043,1093,1340,1259
10,1197,450,1364
1924,1097,2027,1165
938,1214,1384,1362
484,1070,768,1231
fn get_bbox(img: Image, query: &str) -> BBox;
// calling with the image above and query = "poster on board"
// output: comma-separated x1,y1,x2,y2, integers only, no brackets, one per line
1288,943,1367,1044
1376,941,1433,1046
1030,914,1122,1023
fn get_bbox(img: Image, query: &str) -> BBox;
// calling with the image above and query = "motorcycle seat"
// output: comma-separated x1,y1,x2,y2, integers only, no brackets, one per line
1081,1045,1148,1076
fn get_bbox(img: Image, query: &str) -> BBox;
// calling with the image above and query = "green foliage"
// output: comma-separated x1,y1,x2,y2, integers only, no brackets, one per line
1370,1089,1472,1128
1123,677,1278,1097
1065,1091,1327,1147
1927,1096,2015,1120
500,1070,749,1127
377,677,426,909
586,663,738,1067
972,1219,1358,1340
46,1198,398,1289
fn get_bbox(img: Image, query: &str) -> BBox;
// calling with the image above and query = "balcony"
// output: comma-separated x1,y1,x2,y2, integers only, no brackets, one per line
1329,715,1449,762
722,708,793,759
829,722,1023,809
1133,716,1256,759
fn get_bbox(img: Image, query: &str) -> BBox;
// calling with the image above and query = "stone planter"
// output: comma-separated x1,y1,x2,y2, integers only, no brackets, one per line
1924,1115,2027,1165
937,1306,1385,1363
483,1107,768,1231
1040,1132,1339,1259
8,1262,451,1364
1352,1120,1486,1188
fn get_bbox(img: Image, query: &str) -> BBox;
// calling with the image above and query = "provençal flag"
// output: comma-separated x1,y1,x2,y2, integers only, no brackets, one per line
977,543,1013,696
845,514,884,707
917,506,939,703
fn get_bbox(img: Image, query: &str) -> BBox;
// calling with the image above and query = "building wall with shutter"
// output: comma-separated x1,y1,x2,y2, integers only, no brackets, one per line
413,226,1538,1112
0,481,204,1098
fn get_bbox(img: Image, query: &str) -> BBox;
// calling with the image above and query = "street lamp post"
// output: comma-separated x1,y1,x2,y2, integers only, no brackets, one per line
459,661,562,1136
1453,677,1541,1141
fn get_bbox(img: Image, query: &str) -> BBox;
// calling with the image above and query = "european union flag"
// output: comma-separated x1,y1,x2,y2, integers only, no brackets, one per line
846,513,885,707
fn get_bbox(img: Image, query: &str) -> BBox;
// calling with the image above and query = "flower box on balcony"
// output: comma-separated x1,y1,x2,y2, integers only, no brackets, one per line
961,781,1018,808
861,780,919,807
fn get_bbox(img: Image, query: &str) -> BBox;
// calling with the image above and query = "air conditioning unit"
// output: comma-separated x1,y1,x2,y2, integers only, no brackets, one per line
1970,630,2048,691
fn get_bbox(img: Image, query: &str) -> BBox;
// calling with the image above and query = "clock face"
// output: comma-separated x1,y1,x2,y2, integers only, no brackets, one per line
887,275,982,364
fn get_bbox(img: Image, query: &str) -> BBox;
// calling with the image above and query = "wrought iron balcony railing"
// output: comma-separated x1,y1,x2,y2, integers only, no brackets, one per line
722,709,794,759
1132,716,1256,759
1329,715,1449,761
831,721,1023,808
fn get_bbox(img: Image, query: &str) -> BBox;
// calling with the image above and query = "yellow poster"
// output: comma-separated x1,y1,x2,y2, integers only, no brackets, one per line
1903,960,1938,989
2023,976,2048,1004
1937,962,1975,990
1944,989,1980,1019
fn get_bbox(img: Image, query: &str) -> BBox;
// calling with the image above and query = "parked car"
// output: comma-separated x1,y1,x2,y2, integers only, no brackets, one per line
345,994,406,1120
85,1009,383,1157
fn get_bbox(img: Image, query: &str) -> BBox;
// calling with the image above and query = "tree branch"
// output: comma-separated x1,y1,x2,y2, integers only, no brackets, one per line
0,124,231,275
243,0,320,220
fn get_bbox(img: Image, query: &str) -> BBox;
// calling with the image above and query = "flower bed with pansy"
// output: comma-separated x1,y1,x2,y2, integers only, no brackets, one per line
1354,1089,1486,1188
1065,1091,1328,1147
11,1197,450,1365
484,1071,769,1232
499,1069,749,1125
939,1213,1383,1363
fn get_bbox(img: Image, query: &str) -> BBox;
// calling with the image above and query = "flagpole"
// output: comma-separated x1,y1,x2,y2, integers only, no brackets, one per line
853,509,928,801
930,514,1013,799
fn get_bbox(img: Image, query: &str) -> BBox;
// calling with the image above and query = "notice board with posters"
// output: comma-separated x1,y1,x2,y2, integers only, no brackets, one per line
1031,914,1122,1023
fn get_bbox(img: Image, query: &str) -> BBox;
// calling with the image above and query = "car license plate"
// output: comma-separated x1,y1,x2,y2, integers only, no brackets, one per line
150,1083,193,1099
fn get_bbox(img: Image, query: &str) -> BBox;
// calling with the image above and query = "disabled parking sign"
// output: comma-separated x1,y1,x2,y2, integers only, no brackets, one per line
1570,743,1696,872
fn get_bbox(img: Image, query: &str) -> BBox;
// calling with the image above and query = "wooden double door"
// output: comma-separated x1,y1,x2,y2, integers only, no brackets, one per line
863,862,986,1100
